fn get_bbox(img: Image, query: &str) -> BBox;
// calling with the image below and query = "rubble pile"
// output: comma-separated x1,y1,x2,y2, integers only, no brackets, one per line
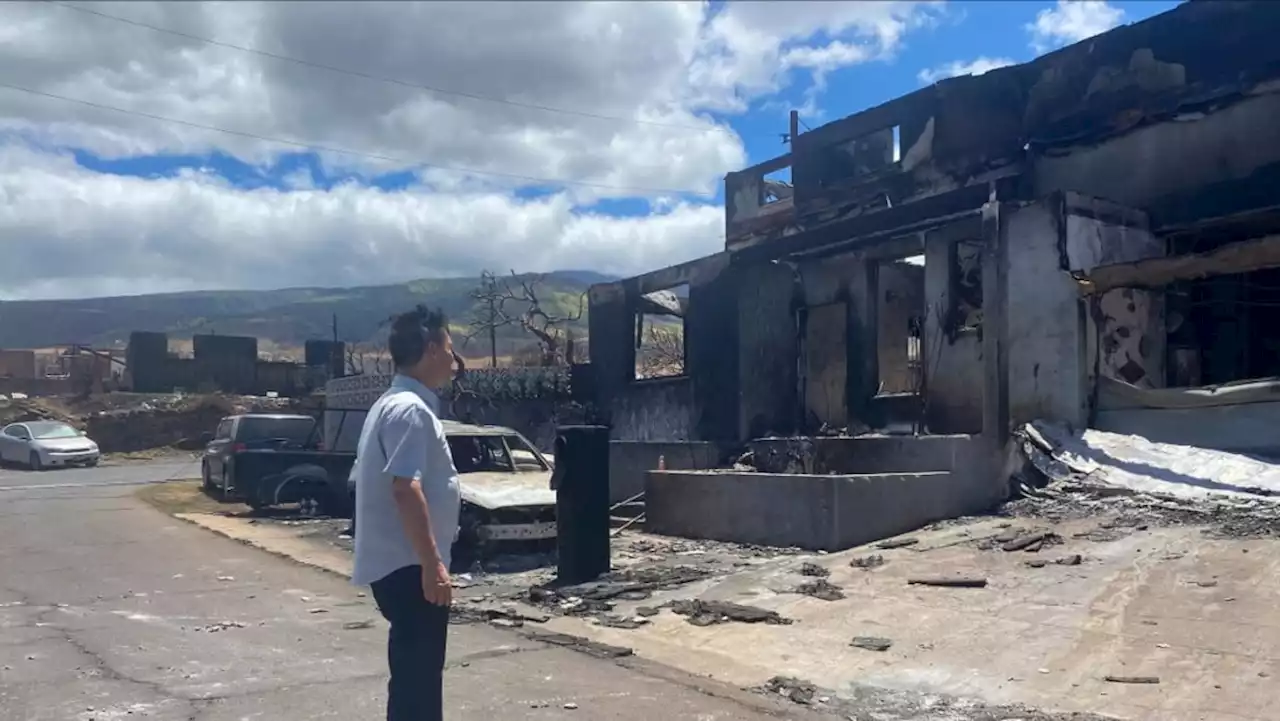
757,673,1120,720
523,565,712,620
669,599,792,627
1008,421,1280,539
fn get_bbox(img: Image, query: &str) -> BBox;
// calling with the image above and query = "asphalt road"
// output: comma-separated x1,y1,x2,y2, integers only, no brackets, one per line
0,461,808,720
0,457,201,492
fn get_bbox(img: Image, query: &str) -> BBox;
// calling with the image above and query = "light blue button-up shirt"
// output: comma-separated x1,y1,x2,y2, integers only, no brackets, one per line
351,374,461,586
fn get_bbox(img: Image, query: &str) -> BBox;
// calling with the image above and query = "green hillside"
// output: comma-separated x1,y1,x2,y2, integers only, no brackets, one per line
0,270,614,356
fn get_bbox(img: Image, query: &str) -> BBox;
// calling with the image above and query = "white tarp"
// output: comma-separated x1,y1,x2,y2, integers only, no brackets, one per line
1023,420,1280,503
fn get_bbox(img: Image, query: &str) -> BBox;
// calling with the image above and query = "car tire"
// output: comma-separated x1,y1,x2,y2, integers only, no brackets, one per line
86,457,99,468
28,451,44,472
217,471,230,501
201,462,214,493
297,485,327,518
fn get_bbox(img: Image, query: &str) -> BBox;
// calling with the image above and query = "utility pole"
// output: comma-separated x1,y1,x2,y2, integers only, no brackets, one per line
487,293,498,368
789,109,799,150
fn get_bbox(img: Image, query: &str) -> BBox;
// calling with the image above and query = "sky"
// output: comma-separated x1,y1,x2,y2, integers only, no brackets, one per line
0,0,1180,301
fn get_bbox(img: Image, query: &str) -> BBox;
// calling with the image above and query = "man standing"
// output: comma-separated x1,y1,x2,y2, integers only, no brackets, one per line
352,305,461,721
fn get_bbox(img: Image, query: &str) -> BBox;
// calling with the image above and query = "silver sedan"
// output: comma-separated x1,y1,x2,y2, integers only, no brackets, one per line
0,421,101,471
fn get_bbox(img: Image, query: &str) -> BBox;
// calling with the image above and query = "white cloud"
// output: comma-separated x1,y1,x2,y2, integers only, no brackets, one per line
0,0,943,299
0,145,725,299
917,56,1017,84
1028,1,1125,54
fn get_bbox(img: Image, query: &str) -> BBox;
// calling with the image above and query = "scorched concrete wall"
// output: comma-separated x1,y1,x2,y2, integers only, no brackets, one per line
609,441,720,504
645,469,998,552
923,221,984,433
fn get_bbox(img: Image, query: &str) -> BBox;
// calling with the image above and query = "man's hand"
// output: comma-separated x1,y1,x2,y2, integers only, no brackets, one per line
422,560,452,607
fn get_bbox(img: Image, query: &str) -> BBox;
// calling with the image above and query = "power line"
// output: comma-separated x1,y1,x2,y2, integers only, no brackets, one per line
44,0,711,133
0,81,711,196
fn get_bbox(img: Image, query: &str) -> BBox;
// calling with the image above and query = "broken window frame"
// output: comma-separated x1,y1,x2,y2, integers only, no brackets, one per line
945,238,984,338
632,285,689,382
872,255,926,398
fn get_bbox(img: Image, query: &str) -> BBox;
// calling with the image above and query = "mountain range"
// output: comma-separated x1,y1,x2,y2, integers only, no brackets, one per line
0,270,617,357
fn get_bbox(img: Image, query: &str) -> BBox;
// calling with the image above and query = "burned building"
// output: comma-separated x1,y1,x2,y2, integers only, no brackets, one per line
588,1,1280,548
126,331,334,397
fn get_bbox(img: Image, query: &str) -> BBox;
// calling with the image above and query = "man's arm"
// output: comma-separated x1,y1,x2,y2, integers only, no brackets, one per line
381,405,451,606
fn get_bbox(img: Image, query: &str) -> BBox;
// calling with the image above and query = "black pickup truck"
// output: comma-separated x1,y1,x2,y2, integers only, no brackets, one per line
201,413,356,516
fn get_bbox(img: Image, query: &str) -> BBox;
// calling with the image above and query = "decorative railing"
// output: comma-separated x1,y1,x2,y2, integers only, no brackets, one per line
324,366,573,411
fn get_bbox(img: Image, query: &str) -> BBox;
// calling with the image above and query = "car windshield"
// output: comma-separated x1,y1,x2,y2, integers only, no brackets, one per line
505,435,549,472
237,417,316,445
445,432,549,474
27,422,80,440
447,435,513,473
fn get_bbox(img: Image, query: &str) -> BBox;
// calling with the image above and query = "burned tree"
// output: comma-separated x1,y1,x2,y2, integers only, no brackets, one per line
344,342,392,376
635,325,685,378
464,270,585,367
633,287,687,379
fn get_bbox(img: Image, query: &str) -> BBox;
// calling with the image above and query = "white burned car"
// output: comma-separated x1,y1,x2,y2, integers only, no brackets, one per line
349,421,557,554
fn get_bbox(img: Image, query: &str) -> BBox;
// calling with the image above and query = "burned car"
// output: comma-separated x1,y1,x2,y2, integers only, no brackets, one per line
349,421,556,559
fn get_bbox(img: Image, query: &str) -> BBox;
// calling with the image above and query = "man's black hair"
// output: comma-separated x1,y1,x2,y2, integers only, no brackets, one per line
387,304,448,369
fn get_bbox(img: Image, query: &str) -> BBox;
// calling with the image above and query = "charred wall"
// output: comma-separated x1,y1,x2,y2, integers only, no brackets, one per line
923,219,985,433
738,1,1280,259
587,253,739,444
737,261,799,440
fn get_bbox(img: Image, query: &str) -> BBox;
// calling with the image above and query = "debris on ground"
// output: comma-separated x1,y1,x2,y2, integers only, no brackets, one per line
523,564,712,619
876,537,919,550
796,562,829,577
594,614,650,630
844,555,885,573
669,599,792,626
907,576,988,588
453,603,551,626
1104,675,1160,684
1000,531,1061,553
792,579,845,601
342,619,376,630
850,554,886,570
850,636,893,652
193,621,246,633
762,676,817,705
756,675,1120,721
524,630,633,659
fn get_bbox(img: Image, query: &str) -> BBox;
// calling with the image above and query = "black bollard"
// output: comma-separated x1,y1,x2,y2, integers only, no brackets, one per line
552,425,610,585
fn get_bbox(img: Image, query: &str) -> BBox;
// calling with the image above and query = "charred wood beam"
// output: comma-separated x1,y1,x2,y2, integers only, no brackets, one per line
1079,234,1280,295
734,183,991,266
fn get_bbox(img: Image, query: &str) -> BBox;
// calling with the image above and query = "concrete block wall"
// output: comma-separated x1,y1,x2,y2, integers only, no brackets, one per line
645,469,998,551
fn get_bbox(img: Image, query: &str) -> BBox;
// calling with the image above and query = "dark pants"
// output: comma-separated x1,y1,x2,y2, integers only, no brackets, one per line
370,565,450,721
